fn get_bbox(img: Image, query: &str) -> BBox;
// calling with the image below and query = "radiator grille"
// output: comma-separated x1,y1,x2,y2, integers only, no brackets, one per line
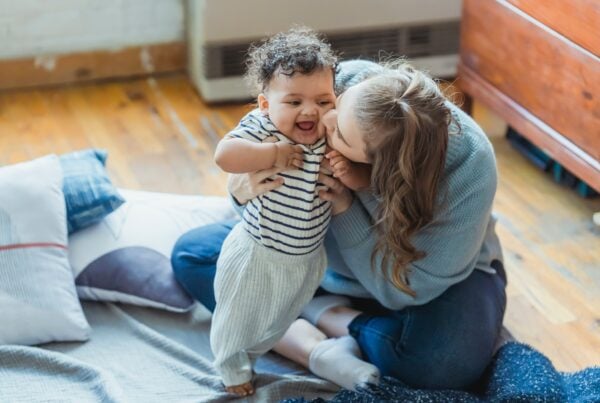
202,20,459,79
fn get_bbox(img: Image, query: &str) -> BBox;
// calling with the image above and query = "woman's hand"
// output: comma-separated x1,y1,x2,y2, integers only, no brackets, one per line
227,167,288,205
319,158,353,215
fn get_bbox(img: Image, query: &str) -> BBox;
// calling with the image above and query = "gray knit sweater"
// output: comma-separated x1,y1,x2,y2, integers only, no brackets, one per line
321,105,502,310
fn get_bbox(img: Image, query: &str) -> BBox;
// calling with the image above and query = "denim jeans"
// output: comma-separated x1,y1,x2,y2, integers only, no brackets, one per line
171,219,507,389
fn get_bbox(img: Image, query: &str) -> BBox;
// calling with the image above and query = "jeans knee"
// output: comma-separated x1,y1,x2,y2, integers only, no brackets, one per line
353,322,489,389
170,247,189,281
170,236,197,279
170,221,238,313
170,219,238,275
349,319,407,381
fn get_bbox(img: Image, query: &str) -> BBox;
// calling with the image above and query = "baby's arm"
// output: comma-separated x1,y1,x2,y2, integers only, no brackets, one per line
326,150,371,191
215,138,304,173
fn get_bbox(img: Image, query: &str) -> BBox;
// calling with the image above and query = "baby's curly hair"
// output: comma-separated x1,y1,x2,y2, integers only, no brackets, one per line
245,27,338,94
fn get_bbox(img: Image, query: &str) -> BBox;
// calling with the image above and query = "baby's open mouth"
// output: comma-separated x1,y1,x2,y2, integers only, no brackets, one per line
297,121,315,131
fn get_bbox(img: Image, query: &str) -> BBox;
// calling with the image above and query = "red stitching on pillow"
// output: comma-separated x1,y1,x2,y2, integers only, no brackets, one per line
0,243,67,251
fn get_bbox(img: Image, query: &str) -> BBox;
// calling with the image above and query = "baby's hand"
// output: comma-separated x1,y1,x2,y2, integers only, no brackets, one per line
325,149,351,178
274,142,304,169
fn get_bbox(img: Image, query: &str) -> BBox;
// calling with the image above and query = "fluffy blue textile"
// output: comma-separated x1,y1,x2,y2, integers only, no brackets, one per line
60,149,124,234
282,342,600,403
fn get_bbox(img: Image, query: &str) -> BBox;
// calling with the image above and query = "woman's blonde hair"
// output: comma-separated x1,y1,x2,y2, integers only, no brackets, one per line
355,62,453,297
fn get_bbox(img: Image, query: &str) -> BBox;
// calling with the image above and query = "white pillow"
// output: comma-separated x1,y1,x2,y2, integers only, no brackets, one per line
0,155,91,345
68,189,238,311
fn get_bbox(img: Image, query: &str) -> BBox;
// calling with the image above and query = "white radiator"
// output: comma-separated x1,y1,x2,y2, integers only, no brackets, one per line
188,0,462,102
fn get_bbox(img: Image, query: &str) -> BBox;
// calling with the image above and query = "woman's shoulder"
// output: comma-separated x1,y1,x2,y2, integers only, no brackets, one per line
335,60,384,94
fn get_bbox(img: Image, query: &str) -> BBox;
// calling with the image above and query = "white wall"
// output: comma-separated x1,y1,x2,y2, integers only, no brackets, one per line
0,0,184,59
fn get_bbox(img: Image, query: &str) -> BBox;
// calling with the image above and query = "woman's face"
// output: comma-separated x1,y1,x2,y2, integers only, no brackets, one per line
322,82,370,163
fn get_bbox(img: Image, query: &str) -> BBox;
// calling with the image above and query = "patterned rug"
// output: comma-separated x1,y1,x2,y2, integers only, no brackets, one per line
282,342,600,402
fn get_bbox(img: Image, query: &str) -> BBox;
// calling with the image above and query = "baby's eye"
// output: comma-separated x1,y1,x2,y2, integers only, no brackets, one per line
287,101,301,106
318,101,332,106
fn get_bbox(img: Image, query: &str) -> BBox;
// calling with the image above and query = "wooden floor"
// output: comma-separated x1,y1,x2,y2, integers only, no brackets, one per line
1,73,598,372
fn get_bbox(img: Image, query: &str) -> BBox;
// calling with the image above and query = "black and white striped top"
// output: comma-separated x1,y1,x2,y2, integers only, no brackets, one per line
227,109,331,256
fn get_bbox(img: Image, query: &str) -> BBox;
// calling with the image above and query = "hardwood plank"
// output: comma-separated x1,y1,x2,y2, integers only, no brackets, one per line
0,42,185,91
63,84,141,188
492,135,600,370
504,294,599,370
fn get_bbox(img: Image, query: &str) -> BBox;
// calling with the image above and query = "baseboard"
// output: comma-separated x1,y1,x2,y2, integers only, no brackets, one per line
0,41,186,90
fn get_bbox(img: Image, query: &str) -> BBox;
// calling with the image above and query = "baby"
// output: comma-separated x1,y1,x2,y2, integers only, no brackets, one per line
210,27,341,396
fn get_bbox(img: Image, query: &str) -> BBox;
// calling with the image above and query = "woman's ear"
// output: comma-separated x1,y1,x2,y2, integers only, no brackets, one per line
258,93,269,115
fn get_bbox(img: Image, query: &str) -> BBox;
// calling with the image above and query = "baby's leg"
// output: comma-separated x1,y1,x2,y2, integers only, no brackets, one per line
210,347,254,395
210,229,263,394
211,277,263,394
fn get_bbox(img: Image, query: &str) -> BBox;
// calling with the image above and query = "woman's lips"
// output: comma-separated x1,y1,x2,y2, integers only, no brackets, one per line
297,121,315,131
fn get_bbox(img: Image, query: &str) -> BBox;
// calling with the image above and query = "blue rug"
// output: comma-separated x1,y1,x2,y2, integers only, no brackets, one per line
282,342,600,402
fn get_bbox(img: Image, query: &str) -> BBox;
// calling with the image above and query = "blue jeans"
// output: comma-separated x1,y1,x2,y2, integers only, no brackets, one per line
171,220,507,390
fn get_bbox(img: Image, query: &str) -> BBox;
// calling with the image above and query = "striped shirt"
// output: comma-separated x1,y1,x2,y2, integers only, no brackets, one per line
226,109,331,255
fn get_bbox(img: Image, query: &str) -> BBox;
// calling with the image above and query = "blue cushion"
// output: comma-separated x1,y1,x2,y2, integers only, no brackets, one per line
60,149,125,234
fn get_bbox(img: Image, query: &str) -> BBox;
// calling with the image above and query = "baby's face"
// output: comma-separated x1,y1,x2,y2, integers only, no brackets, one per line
258,69,336,145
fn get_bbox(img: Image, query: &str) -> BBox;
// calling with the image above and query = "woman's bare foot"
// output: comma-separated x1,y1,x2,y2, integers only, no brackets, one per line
225,382,254,396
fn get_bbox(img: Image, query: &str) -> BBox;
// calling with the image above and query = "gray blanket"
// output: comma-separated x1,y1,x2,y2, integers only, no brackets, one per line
0,302,338,402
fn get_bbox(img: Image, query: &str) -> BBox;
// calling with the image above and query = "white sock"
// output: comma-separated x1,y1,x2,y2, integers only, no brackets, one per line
301,295,352,325
308,336,380,391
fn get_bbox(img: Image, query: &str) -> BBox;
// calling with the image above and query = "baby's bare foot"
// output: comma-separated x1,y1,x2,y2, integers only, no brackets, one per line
225,381,254,396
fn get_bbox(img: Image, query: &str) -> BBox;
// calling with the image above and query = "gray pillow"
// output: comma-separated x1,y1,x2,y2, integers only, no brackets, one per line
76,247,193,311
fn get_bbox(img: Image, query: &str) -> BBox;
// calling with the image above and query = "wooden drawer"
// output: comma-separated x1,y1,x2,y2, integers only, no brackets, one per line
507,0,600,57
459,0,600,191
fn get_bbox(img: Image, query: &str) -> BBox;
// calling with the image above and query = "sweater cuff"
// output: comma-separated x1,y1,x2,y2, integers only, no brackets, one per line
330,197,372,248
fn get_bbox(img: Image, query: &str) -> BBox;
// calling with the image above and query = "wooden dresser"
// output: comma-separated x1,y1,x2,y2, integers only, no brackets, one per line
458,0,600,192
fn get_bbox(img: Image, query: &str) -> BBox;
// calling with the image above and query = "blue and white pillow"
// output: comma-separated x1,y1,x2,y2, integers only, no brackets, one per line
60,149,125,234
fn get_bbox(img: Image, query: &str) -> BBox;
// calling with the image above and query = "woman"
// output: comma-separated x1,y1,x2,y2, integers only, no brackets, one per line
171,60,507,390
